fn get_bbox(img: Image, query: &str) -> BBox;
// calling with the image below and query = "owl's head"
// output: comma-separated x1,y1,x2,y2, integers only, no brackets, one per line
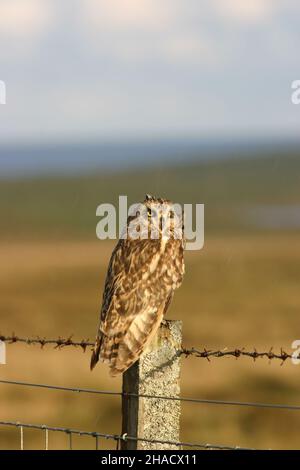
141,194,184,240
125,194,184,241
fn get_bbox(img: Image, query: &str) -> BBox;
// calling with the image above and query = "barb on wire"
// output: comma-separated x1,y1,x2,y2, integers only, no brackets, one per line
0,419,255,450
0,332,297,363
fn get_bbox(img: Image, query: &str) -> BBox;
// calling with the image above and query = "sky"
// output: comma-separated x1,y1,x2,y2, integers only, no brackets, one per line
0,0,300,144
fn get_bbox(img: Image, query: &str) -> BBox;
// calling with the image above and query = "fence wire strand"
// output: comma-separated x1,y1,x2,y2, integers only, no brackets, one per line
0,419,255,450
1,378,300,411
0,334,93,351
181,346,296,364
0,333,297,363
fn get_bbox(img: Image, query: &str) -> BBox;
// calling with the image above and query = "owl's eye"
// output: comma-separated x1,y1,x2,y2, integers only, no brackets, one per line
148,208,159,218
168,211,174,219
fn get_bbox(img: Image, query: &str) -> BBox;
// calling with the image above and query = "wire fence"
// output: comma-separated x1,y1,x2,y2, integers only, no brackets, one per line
0,331,299,450
0,419,254,451
0,333,297,363
1,379,300,411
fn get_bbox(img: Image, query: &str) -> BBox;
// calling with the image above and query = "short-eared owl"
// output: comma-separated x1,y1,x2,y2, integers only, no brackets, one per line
90,194,185,376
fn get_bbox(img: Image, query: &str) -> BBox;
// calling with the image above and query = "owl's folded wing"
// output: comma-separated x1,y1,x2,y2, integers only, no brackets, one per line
92,238,177,375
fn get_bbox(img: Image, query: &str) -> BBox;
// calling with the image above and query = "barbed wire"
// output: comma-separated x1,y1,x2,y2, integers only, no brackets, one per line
0,419,255,450
0,333,93,351
0,333,297,363
181,346,297,364
1,378,300,411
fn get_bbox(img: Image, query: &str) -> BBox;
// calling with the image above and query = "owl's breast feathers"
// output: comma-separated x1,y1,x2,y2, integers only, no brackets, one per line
90,236,184,375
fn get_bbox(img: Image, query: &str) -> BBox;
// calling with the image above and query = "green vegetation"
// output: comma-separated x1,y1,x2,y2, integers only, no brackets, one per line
0,151,299,239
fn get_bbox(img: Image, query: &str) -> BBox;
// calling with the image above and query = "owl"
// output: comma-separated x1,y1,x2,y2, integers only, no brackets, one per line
90,194,185,376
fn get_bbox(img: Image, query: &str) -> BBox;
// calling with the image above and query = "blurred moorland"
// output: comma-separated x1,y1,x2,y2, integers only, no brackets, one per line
1,150,300,449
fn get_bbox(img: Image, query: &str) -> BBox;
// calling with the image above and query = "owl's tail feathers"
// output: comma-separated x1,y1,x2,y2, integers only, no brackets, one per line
90,336,101,371
90,334,120,371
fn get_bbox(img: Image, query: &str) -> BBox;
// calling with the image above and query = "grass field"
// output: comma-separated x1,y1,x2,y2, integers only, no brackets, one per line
1,152,300,449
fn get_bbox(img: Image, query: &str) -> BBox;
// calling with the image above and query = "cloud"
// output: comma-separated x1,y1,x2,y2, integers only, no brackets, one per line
83,0,172,32
0,0,53,37
215,0,273,24
0,0,300,143
81,1,221,66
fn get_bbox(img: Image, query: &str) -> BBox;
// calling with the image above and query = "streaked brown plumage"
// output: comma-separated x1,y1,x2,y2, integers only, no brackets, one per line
90,194,185,376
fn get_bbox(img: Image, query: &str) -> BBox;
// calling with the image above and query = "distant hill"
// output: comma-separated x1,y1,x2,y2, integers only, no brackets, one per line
1,138,300,177
0,150,300,239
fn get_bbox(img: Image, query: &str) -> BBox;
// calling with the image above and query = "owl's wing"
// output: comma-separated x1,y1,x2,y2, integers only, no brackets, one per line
91,238,182,375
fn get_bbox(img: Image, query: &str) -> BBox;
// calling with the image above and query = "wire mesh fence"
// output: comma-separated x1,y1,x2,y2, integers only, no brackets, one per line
0,420,257,451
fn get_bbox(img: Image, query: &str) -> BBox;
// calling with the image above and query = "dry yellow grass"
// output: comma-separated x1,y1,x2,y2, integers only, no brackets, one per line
1,234,300,449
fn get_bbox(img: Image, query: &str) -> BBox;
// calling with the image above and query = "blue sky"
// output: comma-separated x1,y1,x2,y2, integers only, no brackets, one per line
0,0,300,144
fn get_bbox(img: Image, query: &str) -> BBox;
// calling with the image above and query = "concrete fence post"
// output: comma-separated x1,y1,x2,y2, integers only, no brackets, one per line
121,320,182,450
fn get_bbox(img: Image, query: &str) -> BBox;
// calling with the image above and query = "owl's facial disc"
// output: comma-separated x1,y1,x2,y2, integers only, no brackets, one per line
124,196,184,241
144,199,181,237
